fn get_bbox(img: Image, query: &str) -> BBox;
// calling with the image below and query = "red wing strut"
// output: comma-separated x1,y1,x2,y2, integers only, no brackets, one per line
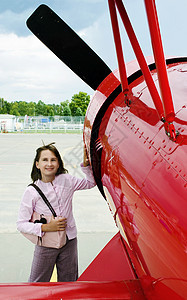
108,0,177,141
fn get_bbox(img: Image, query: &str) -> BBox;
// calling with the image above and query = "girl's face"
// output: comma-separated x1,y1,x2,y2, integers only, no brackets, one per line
36,149,59,182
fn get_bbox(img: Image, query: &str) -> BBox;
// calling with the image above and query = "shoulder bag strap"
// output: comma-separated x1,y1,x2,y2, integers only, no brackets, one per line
28,183,57,217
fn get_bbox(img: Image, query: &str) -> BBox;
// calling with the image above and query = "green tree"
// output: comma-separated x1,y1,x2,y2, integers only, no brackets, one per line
10,102,20,116
75,107,83,116
35,100,46,116
27,102,35,116
69,92,90,116
4,101,11,114
0,98,4,113
18,101,28,116
63,105,71,116
55,104,62,116
0,99,9,114
59,100,70,116
0,91,90,117
52,103,60,115
46,105,55,116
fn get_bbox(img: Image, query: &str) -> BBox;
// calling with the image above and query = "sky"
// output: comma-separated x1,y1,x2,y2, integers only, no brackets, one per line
0,0,186,104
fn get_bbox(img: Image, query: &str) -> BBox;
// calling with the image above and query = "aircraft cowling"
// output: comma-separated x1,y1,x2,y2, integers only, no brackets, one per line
83,57,187,299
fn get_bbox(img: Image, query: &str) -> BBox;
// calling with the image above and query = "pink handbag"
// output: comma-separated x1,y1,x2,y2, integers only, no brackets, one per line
22,212,66,249
21,183,66,249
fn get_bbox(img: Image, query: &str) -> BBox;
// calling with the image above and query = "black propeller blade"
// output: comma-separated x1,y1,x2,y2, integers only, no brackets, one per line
26,4,111,90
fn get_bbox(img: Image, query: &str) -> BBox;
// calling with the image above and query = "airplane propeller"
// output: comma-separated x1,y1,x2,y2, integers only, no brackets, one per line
26,4,112,90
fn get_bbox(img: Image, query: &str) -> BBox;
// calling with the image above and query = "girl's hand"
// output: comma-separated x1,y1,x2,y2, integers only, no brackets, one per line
83,145,90,167
41,217,67,232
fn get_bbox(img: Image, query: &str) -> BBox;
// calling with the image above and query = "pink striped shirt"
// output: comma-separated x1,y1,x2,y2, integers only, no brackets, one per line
17,164,96,240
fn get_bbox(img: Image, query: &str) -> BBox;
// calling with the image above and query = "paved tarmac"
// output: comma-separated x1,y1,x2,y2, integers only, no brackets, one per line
0,133,117,283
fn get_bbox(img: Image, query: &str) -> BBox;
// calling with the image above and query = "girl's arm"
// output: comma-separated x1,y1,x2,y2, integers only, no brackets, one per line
71,146,96,191
17,188,43,237
83,145,90,167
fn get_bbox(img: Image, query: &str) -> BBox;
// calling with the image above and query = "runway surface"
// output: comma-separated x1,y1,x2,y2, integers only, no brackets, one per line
0,133,117,283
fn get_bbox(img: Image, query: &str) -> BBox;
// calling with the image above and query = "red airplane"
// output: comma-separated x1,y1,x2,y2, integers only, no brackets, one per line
1,1,187,299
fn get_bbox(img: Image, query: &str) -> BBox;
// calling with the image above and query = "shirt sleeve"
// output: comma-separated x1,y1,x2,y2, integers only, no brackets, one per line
16,187,43,237
72,163,96,191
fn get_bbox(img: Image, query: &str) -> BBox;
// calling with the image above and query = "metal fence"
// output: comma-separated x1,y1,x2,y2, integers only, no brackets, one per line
0,115,85,133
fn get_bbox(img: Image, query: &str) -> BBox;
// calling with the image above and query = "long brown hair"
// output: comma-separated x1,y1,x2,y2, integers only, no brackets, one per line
31,143,68,182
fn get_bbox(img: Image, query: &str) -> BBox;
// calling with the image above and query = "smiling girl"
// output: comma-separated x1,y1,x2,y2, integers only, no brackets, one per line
17,142,95,282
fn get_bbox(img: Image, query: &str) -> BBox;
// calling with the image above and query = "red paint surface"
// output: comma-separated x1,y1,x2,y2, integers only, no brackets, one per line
84,59,187,299
78,232,136,281
0,281,145,300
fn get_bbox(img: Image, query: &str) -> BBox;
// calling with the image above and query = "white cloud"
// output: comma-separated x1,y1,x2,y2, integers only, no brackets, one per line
0,0,186,105
0,33,93,104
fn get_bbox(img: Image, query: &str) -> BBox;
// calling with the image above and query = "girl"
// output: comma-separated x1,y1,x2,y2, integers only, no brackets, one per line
17,142,95,282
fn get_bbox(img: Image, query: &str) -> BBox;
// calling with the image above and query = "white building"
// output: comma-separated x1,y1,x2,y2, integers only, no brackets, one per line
0,114,16,132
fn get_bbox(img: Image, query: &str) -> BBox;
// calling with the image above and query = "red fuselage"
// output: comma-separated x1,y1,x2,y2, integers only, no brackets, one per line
84,57,187,299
